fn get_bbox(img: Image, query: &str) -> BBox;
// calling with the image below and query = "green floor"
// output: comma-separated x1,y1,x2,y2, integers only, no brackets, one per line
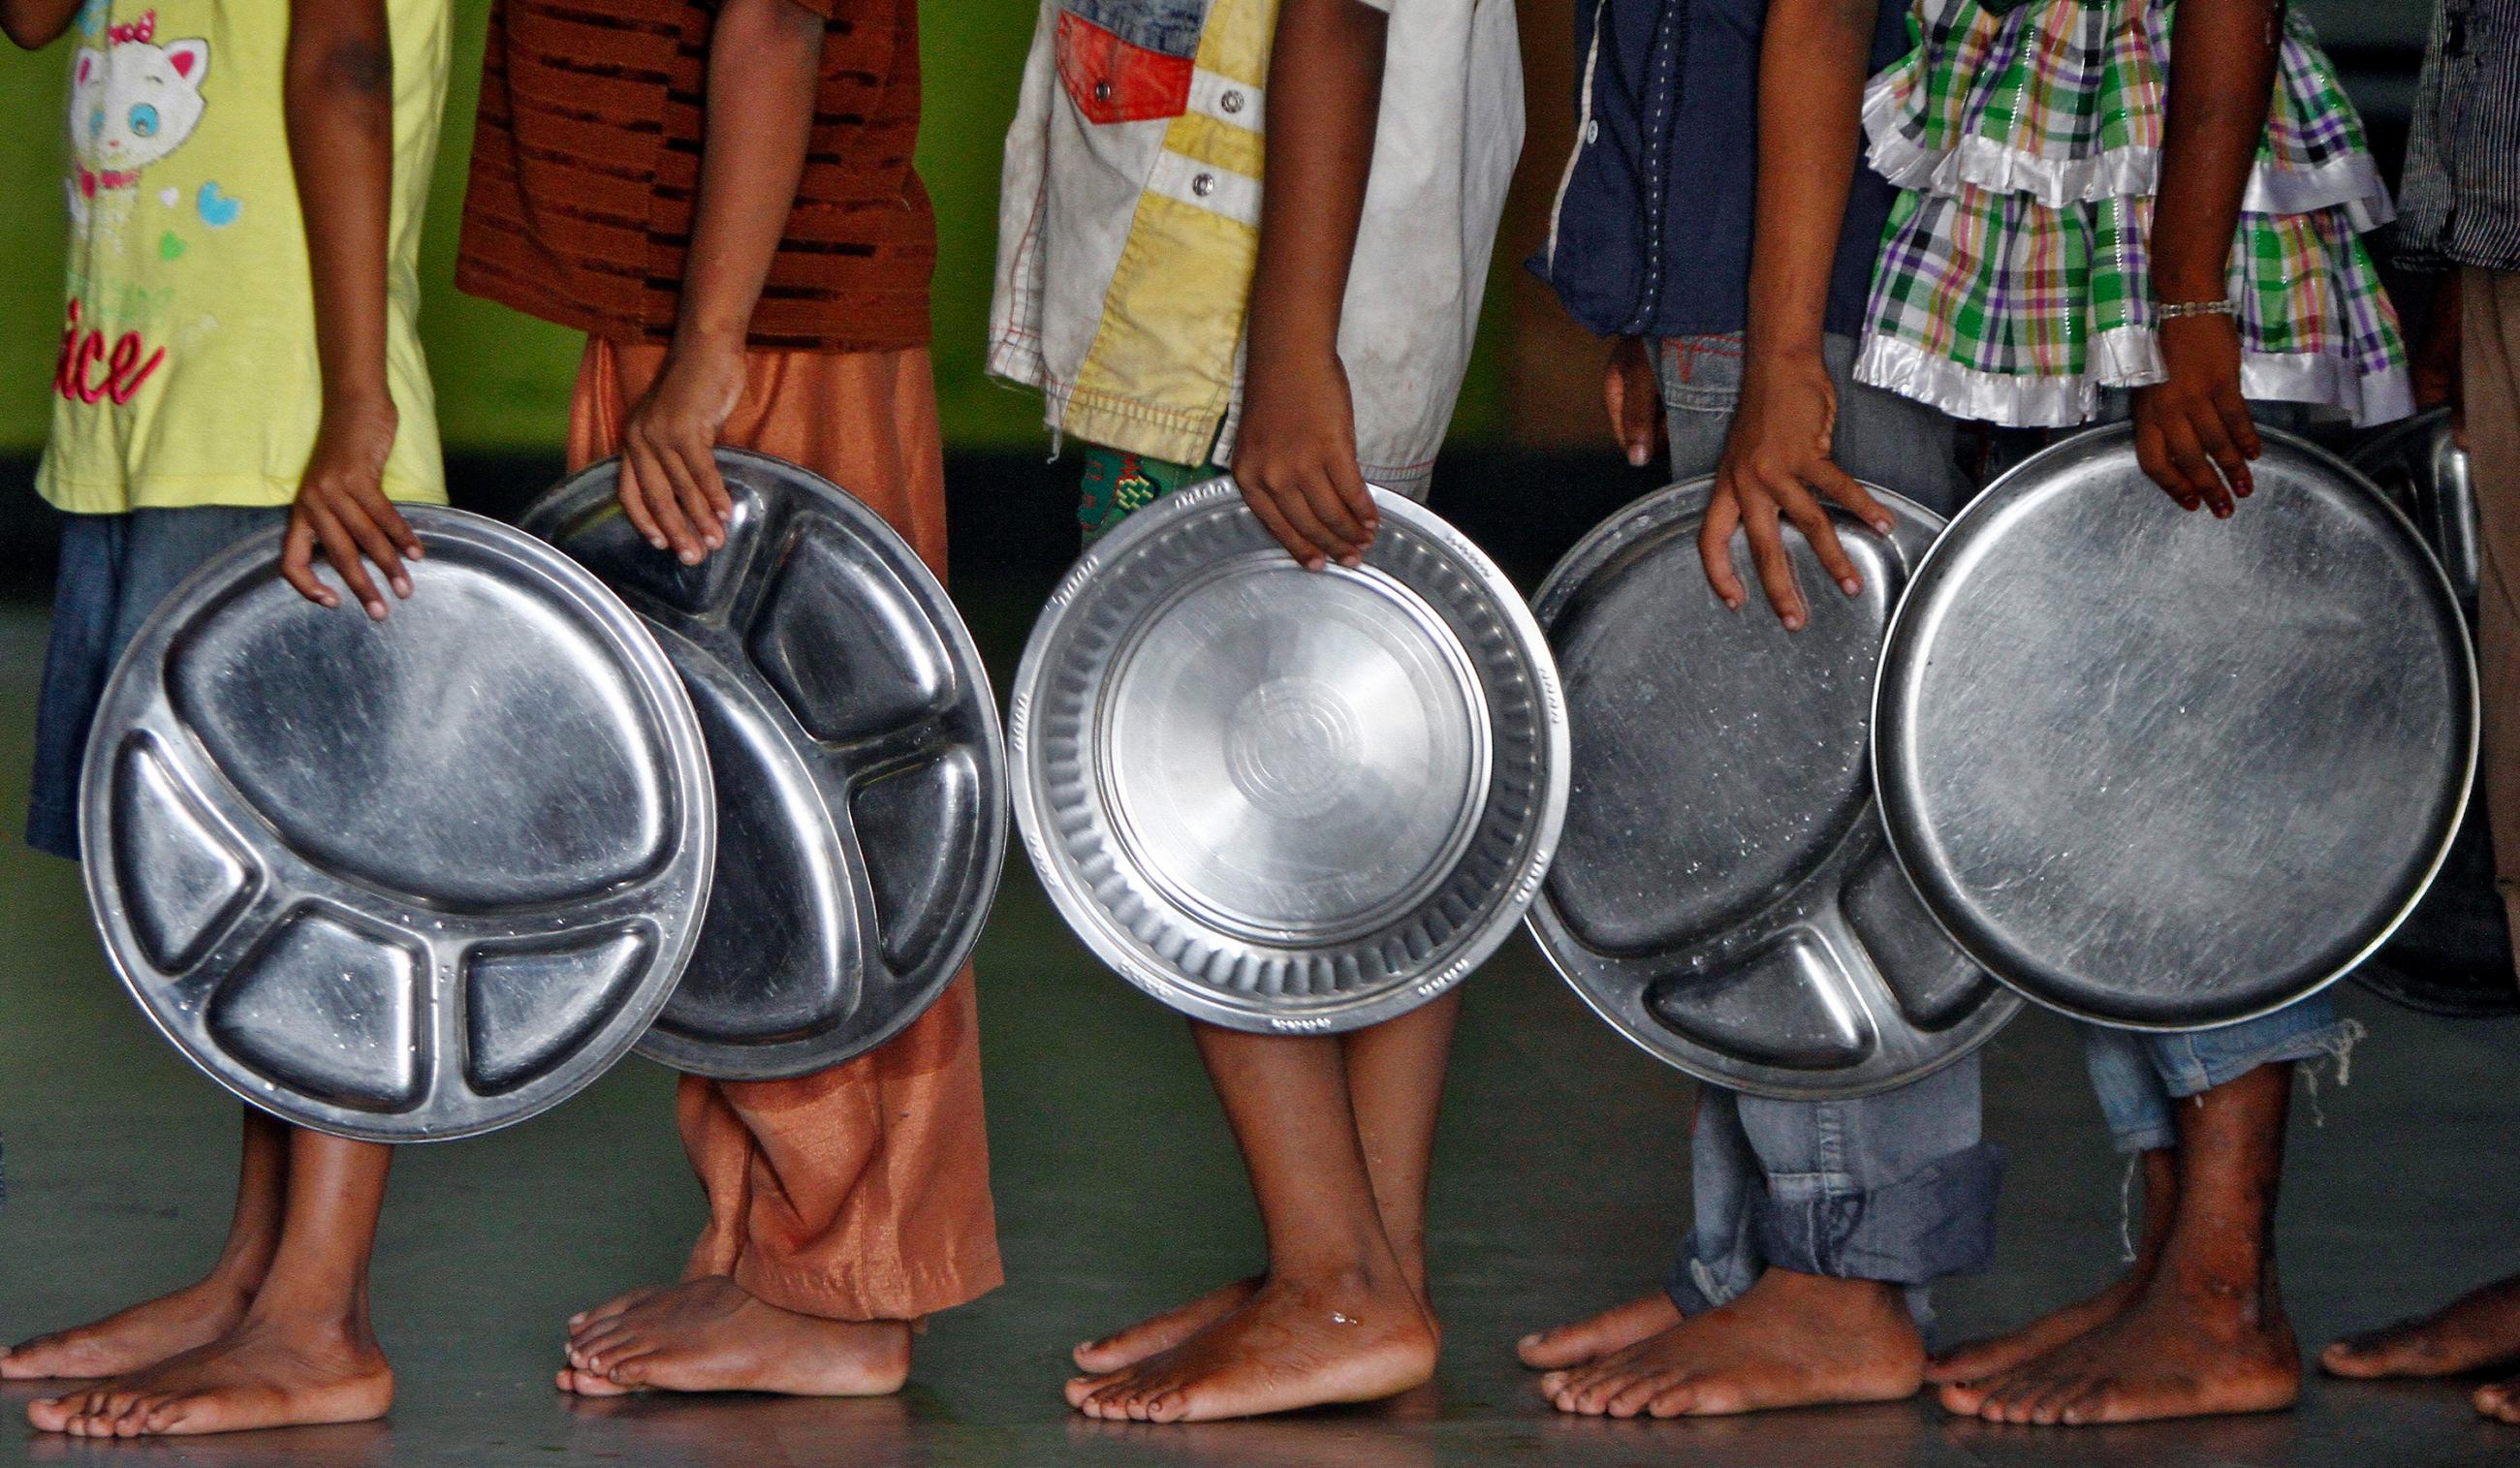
3,593,2519,1467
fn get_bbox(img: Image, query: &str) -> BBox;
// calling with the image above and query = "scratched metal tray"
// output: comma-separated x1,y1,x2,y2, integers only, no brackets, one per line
1528,480,2019,1099
82,508,714,1141
2353,407,2479,605
523,450,1005,1079
1010,479,1568,1033
1875,425,2475,1029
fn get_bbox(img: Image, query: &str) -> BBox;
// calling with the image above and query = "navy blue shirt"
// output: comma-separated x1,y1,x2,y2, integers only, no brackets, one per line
1535,0,1907,340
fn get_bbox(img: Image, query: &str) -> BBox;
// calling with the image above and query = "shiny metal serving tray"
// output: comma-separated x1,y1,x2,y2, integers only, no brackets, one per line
2347,407,2516,1015
83,508,714,1140
1011,479,1568,1033
1874,425,2475,1029
1528,480,2019,1098
523,450,1005,1079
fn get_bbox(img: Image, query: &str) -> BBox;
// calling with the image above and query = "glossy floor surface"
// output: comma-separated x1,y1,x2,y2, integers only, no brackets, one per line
3,594,2518,1467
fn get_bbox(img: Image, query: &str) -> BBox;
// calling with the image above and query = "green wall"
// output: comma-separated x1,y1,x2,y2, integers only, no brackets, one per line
0,4,1503,455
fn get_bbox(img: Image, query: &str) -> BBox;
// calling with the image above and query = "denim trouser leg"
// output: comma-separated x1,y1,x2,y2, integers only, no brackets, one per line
2080,994,2357,1154
1651,332,2000,1316
1665,1059,2004,1325
26,505,288,859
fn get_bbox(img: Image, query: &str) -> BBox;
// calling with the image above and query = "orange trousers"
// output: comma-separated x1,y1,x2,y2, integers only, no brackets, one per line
569,337,1001,1321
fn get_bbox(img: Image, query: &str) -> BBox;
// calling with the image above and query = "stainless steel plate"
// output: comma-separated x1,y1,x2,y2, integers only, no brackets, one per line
2352,407,2478,605
82,507,714,1141
522,450,1005,1079
1528,480,2019,1099
2347,407,2516,1015
1875,425,2475,1029
1010,479,1568,1033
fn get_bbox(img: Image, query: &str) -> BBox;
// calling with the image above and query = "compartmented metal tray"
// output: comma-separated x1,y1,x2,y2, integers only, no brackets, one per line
83,508,714,1140
1874,425,2474,1029
1010,479,1567,1033
522,450,1005,1079
1528,480,2019,1098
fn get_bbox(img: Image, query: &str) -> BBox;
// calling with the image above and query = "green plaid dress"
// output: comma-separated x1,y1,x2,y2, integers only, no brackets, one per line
1854,0,2412,427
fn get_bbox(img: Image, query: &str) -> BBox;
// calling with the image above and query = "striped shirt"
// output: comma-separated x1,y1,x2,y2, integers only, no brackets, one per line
2399,0,2520,273
455,0,933,352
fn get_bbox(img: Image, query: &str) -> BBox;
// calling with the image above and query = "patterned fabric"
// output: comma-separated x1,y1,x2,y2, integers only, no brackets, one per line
1855,0,2412,427
2399,0,2520,273
989,0,1519,496
457,0,934,353
1078,446,1213,544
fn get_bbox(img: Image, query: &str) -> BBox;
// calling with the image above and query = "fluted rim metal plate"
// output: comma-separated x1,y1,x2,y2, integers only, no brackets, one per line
1875,425,2476,1029
1010,479,1568,1033
1528,479,2019,1099
82,507,714,1140
521,449,1006,1079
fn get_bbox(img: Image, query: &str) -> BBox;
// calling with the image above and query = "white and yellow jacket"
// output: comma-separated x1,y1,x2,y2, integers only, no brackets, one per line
987,0,1523,497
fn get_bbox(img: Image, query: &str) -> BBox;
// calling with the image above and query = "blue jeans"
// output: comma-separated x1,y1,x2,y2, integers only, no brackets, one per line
2082,998,2354,1153
26,505,287,859
1654,332,1999,1318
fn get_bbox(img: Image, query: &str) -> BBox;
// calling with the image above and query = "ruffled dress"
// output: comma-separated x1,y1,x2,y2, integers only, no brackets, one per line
1853,0,2414,428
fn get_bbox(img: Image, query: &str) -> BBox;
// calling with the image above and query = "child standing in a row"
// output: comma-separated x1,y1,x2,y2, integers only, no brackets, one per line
3,0,449,1437
991,0,1522,1421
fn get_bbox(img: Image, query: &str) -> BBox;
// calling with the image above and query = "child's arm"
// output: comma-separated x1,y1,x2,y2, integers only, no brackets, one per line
1701,0,1895,629
2133,0,2282,515
614,0,824,565
1234,0,1387,571
0,1,81,47
278,0,425,619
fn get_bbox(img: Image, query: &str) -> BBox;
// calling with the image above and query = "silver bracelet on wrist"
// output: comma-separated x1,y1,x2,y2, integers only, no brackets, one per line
2157,298,2239,320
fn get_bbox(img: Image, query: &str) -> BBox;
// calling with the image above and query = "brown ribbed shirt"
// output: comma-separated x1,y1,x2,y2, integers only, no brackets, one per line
456,0,932,352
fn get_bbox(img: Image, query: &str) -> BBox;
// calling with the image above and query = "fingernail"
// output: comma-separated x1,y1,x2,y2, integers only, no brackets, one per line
1339,553,1363,569
1629,448,1649,467
1518,1333,1539,1350
1872,517,1894,534
1840,577,1861,596
409,544,425,559
1723,596,1742,610
393,578,412,597
365,602,388,621
680,549,702,565
1783,613,1805,632
649,537,669,549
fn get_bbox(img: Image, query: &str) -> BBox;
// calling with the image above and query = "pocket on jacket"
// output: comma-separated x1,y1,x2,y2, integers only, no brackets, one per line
1055,1,1205,125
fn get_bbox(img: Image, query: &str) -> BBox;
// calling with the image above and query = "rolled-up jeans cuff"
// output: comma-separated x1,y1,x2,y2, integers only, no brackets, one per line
1666,1139,2005,1311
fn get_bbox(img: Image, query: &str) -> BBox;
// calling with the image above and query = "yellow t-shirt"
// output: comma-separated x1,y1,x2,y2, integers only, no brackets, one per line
37,0,449,514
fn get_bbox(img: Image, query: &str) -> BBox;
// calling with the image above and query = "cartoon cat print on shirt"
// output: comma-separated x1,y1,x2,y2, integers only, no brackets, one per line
68,11,209,204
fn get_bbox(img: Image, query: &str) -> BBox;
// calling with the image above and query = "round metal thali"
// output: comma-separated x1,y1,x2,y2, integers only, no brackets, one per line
522,449,1005,1079
83,507,714,1141
1528,480,2019,1099
1874,425,2475,1030
1010,479,1568,1033
2346,407,2518,1015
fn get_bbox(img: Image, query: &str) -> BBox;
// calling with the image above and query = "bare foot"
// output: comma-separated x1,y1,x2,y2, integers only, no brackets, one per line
1065,1268,1437,1422
1947,1268,2300,1426
1929,1273,2144,1387
557,1276,910,1397
1074,1277,1264,1373
1536,1268,1923,1419
27,1315,391,1437
1516,1292,1682,1371
1,1276,255,1382
2475,1374,2520,1423
2321,1275,2520,1381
